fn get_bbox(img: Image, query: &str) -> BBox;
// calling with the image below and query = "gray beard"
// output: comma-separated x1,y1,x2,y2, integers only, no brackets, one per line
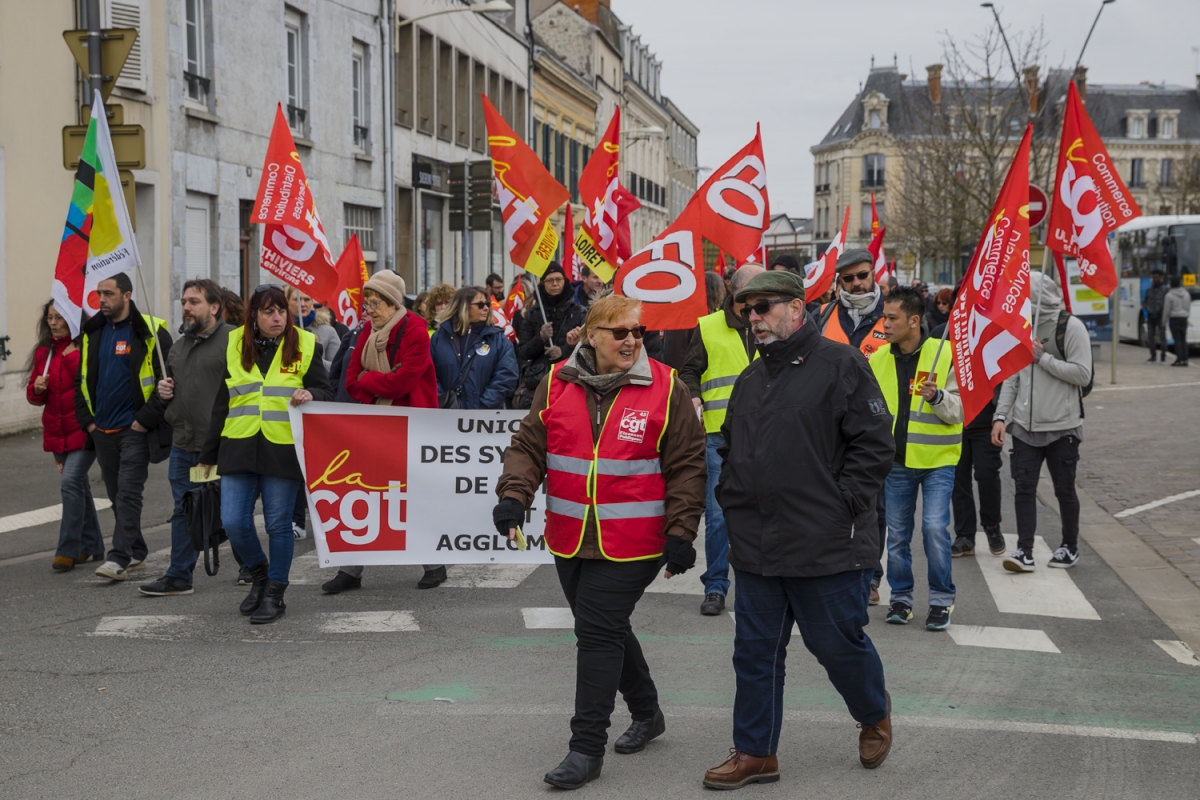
183,316,211,335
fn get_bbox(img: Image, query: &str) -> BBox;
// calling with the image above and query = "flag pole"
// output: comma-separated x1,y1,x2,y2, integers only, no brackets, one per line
1031,239,1051,333
133,265,169,381
915,325,951,415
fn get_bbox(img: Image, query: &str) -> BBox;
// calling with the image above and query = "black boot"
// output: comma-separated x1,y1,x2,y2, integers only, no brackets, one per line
614,708,666,754
543,751,602,789
239,562,269,616
250,580,287,624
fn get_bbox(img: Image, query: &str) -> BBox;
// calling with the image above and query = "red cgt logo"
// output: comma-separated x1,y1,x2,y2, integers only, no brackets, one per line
617,408,649,444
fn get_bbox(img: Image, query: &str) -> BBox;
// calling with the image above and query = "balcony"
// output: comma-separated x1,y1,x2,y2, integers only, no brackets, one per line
183,71,211,104
287,104,308,130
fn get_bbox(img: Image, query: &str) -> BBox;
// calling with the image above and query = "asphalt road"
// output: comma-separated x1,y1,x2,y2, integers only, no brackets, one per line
2,345,1198,799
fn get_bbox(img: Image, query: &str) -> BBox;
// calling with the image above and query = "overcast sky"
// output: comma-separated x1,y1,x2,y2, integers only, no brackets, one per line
614,0,1200,218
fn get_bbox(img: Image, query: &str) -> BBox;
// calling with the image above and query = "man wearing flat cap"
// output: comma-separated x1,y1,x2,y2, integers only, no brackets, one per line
701,270,895,790
819,248,888,358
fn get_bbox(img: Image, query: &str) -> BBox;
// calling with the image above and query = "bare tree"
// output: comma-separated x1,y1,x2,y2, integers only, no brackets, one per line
1154,143,1200,215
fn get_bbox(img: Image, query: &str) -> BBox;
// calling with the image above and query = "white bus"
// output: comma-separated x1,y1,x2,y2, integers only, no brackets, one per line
1115,215,1200,346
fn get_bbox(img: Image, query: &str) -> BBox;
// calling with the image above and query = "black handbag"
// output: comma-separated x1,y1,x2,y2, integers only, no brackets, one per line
439,348,478,409
183,481,227,576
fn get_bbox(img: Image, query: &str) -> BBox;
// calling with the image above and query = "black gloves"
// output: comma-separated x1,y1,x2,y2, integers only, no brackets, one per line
663,535,697,575
493,498,526,537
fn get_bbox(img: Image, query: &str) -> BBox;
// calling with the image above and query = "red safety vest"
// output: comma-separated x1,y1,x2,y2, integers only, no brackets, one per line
820,302,888,358
541,358,674,561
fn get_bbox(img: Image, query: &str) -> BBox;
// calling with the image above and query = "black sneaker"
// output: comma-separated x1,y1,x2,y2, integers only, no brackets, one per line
700,593,725,616
951,536,974,558
885,602,913,625
417,565,447,589
321,571,363,594
1002,548,1036,573
138,576,194,596
1048,545,1079,569
984,526,1006,556
925,605,953,630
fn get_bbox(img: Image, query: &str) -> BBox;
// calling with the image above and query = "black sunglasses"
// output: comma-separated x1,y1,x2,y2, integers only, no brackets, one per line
595,325,646,341
470,301,490,310
739,298,792,319
840,270,872,283
254,283,285,293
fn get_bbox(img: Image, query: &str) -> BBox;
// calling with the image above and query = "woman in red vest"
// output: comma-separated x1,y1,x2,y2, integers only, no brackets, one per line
495,295,706,789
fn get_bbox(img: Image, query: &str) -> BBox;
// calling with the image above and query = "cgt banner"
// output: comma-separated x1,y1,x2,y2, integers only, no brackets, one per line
290,403,550,568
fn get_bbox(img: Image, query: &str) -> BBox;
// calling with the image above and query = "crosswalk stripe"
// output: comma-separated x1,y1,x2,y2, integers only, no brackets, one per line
946,624,1060,653
443,564,538,589
1153,639,1200,667
0,500,113,534
522,607,575,629
976,535,1101,620
91,615,193,637
317,611,418,633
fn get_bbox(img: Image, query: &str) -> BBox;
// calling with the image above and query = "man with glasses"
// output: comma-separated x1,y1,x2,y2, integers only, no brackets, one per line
680,264,763,616
703,270,894,789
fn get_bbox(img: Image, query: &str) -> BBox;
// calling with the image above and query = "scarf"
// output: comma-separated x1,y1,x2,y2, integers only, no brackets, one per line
573,345,627,397
840,286,880,326
361,308,405,376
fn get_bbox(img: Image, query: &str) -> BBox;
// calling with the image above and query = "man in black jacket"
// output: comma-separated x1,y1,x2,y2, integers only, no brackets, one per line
75,273,173,582
702,270,895,790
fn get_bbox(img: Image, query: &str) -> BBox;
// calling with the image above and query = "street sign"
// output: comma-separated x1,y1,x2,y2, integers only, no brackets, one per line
62,28,139,103
82,104,124,125
62,124,145,170
1028,184,1048,227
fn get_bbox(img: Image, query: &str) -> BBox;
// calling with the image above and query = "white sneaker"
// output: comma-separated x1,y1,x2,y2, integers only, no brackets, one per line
1047,546,1080,569
292,523,307,541
126,557,146,571
95,561,127,581
1002,548,1036,573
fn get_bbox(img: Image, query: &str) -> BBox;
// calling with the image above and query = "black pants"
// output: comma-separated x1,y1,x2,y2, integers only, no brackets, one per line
1010,434,1080,553
953,427,1003,539
1169,317,1189,364
1147,314,1167,359
91,428,150,568
554,556,661,757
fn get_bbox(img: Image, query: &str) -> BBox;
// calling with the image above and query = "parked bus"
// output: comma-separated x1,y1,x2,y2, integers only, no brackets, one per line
1114,215,1200,346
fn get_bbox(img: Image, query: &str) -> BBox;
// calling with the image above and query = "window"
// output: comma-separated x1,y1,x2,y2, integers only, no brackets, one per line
1130,158,1144,188
184,0,209,105
437,41,452,142
863,153,885,188
1161,158,1174,188
109,0,146,92
472,61,486,151
869,109,881,129
344,204,379,260
395,20,413,127
351,41,368,150
285,8,308,133
1130,116,1144,138
502,78,515,127
417,29,434,135
555,131,565,185
455,53,470,147
420,195,444,291
514,86,527,141
185,196,211,282
861,202,873,235
569,139,580,200
541,122,552,169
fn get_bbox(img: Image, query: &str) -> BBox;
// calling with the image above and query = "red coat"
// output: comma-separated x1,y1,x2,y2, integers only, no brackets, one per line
344,311,438,408
26,338,88,453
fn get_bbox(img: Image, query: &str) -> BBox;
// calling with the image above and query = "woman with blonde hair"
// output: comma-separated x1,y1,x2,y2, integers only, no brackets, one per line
430,286,518,409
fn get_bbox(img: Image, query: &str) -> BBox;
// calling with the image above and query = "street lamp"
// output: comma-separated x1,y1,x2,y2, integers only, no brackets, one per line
1075,0,1117,72
396,1,513,28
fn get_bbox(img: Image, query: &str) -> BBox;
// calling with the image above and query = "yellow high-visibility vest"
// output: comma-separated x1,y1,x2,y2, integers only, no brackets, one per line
79,313,166,416
697,311,757,434
221,327,315,445
870,339,962,469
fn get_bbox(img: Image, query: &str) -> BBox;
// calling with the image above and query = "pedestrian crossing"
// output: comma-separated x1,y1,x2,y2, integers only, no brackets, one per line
0,500,113,534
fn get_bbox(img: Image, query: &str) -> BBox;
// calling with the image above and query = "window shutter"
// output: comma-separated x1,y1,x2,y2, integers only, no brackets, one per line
185,206,210,281
108,0,146,92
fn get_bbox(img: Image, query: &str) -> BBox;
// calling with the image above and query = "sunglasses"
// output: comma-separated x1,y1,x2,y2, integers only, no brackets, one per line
470,301,490,310
595,325,647,341
739,298,792,319
840,270,872,284
254,283,285,293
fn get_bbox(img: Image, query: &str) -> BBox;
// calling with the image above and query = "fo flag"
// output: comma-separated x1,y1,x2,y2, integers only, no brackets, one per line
806,206,849,302
950,124,1035,426
331,235,369,329
574,107,624,281
53,90,141,338
251,104,339,301
483,95,569,277
1047,81,1141,297
867,225,888,283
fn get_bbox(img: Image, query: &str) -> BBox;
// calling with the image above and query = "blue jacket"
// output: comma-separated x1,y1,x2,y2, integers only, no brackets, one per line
430,321,519,409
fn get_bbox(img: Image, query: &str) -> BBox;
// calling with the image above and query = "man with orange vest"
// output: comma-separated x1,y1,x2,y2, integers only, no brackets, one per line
494,295,706,790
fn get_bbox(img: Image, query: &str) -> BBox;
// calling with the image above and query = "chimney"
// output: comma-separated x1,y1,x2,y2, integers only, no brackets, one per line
926,64,943,107
1074,65,1088,101
573,0,609,26
1023,66,1040,115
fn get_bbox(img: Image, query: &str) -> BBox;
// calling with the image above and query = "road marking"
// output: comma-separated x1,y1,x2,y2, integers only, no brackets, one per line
946,624,1060,653
645,529,708,595
90,615,193,638
976,535,1100,620
1113,489,1200,518
317,611,418,633
1194,537,1200,547
1154,639,1200,667
0,500,113,534
1091,381,1200,392
443,564,539,589
522,607,575,629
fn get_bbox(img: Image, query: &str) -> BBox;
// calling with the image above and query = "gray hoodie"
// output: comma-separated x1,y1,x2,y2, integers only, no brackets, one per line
995,272,1092,435
1164,286,1192,319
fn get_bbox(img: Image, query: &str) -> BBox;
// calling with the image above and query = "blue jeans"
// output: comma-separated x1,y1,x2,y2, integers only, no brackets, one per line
700,433,731,596
732,568,888,757
165,448,200,582
220,472,301,585
885,464,956,608
52,450,104,558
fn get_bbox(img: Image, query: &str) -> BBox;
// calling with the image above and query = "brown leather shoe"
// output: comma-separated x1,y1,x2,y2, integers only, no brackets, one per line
858,691,893,769
869,585,880,606
52,556,75,572
703,748,779,789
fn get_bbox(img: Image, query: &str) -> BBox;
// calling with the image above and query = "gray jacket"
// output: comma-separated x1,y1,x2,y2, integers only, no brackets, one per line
995,273,1092,433
152,321,234,452
1164,286,1192,319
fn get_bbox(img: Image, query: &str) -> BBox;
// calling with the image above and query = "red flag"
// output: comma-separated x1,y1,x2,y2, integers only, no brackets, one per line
949,124,1035,426
1053,250,1073,314
869,192,881,236
615,185,641,263
251,104,339,301
575,107,623,281
1047,81,1141,297
562,203,579,281
806,206,849,301
330,234,369,329
501,279,526,342
867,225,888,283
483,95,570,277
615,128,770,329
716,250,727,272
743,239,768,266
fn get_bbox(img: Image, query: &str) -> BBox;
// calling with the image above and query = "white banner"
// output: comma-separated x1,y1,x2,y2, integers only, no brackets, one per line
290,403,550,568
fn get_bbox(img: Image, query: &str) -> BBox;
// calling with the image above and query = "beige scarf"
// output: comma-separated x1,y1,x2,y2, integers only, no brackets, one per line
360,308,406,405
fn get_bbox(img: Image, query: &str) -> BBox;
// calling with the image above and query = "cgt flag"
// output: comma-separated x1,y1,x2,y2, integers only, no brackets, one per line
574,107,624,281
483,95,569,277
806,206,849,302
950,124,1035,426
615,127,769,329
251,104,339,301
331,234,369,329
53,89,141,338
1047,80,1141,297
